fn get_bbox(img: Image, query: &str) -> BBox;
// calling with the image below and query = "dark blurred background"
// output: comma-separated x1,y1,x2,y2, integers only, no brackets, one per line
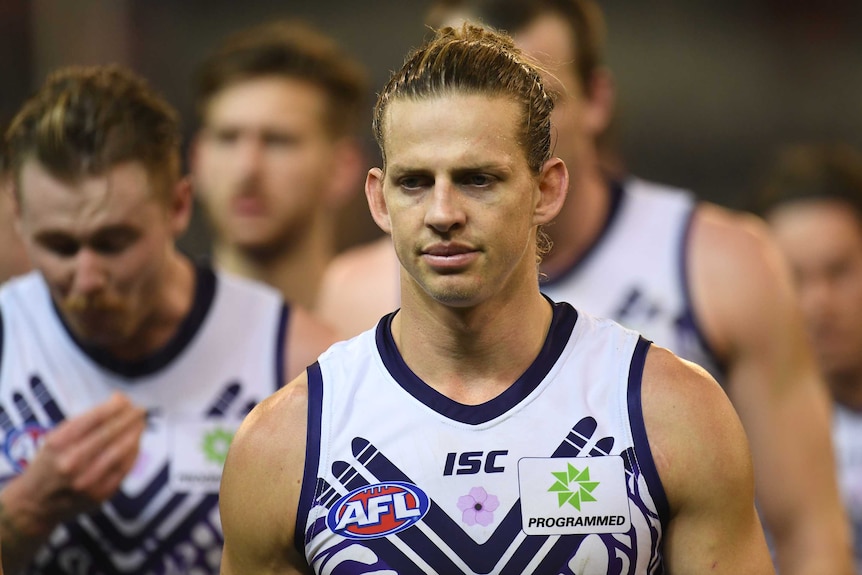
3,0,861,256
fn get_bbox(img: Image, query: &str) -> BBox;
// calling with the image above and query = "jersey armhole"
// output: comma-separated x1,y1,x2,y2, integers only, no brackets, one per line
678,205,727,377
294,361,323,555
626,336,671,525
275,303,289,391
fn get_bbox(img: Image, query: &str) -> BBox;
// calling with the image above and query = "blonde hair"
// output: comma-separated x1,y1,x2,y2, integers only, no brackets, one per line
373,23,554,174
5,65,181,202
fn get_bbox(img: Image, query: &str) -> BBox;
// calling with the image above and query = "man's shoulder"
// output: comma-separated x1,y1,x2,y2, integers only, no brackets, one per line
0,271,49,318
323,236,396,285
640,344,746,482
691,201,775,252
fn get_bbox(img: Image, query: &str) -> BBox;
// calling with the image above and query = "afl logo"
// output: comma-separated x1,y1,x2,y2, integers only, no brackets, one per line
327,481,430,540
4,425,49,472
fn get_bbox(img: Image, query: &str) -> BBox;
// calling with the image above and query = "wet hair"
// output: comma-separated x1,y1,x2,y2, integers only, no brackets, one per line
426,0,606,95
373,23,554,174
194,20,368,138
754,143,862,220
5,65,180,202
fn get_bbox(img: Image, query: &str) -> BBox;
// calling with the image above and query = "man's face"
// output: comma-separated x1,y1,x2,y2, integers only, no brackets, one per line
514,13,597,178
369,94,543,308
16,159,177,348
193,76,341,255
768,199,862,380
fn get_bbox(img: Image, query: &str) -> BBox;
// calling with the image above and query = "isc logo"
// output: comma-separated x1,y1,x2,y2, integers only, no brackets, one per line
327,482,430,540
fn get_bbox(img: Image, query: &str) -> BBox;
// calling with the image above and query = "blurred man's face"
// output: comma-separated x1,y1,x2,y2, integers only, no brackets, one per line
768,199,862,381
513,13,601,180
194,76,342,256
16,159,178,350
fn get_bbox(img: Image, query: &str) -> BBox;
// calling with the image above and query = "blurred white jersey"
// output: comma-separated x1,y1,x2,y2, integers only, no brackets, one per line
833,403,862,573
541,178,723,380
299,303,668,574
0,267,288,574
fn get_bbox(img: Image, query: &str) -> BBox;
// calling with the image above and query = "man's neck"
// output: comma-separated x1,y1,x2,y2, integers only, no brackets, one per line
393,273,553,405
540,162,612,279
213,222,334,310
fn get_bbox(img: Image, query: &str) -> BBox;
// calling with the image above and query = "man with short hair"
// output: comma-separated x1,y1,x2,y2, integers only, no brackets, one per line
220,24,774,574
0,64,336,573
192,20,368,311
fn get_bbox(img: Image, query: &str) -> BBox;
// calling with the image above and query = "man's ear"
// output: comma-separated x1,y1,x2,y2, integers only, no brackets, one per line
365,167,392,234
533,157,568,226
169,176,195,237
324,137,366,210
583,67,615,138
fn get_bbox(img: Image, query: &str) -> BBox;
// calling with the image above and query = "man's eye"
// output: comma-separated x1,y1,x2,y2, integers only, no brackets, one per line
263,132,300,148
40,238,79,257
90,230,139,255
463,174,494,187
399,176,430,191
209,129,239,145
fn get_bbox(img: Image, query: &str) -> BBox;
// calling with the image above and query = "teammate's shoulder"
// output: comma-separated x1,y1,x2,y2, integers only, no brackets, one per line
691,201,785,269
324,236,395,283
0,270,47,307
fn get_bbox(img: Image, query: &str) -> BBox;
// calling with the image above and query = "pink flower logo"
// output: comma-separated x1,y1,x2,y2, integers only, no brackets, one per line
457,487,500,526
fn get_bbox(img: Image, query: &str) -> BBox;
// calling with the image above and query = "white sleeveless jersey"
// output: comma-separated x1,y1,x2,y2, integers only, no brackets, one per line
0,267,288,575
833,403,862,573
299,303,668,574
541,179,723,380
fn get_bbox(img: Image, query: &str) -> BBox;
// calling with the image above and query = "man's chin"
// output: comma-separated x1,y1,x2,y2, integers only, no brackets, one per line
66,316,129,347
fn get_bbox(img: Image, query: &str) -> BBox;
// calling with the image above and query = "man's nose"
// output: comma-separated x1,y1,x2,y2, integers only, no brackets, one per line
424,181,466,233
70,248,107,296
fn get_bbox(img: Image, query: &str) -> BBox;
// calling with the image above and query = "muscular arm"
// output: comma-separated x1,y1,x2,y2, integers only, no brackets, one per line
690,204,852,574
220,375,310,575
643,345,774,573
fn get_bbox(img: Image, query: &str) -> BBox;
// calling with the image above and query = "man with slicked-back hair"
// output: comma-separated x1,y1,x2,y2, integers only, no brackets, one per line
220,24,773,574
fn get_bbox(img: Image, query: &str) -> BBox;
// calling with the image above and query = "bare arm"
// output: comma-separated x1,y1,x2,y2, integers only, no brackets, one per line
690,204,853,574
219,374,310,575
0,394,145,573
643,345,774,573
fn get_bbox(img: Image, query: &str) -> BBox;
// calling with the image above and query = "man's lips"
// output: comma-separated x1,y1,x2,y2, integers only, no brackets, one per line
231,194,267,216
421,243,479,268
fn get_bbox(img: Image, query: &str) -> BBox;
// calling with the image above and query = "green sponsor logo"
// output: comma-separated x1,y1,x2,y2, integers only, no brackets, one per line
202,428,234,466
548,463,599,510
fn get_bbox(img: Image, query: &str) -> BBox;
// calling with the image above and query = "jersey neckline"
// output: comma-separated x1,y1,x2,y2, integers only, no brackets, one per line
50,262,217,379
374,299,578,425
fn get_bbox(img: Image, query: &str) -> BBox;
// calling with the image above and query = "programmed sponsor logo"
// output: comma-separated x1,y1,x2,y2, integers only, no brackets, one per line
327,481,430,540
519,456,631,535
